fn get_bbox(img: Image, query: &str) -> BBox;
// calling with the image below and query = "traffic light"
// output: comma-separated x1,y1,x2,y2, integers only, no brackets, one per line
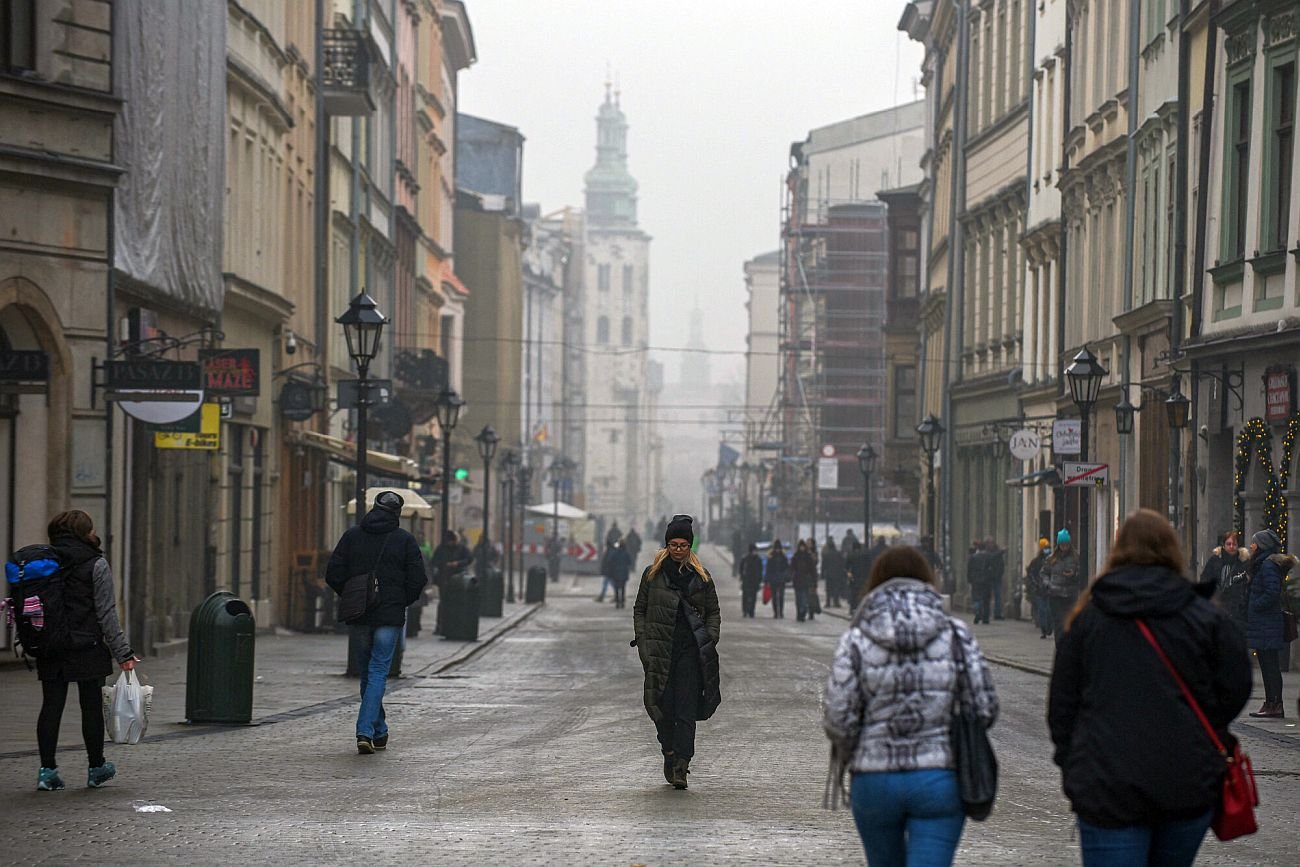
454,466,470,482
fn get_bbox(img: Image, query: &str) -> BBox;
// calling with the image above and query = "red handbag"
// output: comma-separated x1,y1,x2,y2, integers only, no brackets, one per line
762,583,773,605
1136,619,1259,841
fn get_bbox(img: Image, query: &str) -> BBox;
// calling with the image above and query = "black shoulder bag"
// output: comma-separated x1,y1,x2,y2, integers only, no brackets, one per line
338,532,394,624
950,622,997,820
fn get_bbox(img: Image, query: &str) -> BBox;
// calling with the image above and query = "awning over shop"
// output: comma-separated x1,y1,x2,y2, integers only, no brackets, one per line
1005,467,1061,488
345,487,434,518
526,501,589,520
295,430,422,482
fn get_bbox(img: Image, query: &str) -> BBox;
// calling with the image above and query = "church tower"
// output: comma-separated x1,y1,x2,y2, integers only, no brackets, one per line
584,83,639,227
570,82,659,527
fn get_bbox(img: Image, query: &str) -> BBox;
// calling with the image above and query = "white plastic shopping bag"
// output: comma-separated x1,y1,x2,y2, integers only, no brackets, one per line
101,670,153,745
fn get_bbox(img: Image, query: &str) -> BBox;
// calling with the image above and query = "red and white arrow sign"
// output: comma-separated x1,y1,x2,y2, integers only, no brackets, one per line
567,542,598,561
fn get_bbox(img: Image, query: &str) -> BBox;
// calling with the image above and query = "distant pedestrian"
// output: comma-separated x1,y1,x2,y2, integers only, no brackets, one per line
731,528,744,577
1049,509,1251,865
1244,528,1294,718
632,515,721,790
1026,538,1052,639
603,540,635,609
766,540,789,619
1200,531,1249,637
821,538,846,608
1043,529,1081,646
968,540,992,624
792,539,817,622
845,540,870,609
824,545,999,867
985,538,1006,620
841,529,859,559
605,521,622,549
919,535,943,591
326,491,428,754
26,510,137,792
624,528,643,568
739,543,763,618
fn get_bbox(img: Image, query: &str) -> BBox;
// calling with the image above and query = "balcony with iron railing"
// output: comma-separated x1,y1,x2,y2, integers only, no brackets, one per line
321,28,376,116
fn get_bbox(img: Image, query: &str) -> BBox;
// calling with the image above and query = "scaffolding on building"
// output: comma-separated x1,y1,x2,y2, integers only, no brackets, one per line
767,173,891,528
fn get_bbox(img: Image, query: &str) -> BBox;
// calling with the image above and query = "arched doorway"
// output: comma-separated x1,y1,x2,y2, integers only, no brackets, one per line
0,301,63,555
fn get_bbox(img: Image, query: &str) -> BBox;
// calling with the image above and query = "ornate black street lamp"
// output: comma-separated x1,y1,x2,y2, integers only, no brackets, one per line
857,443,878,542
1064,345,1108,580
474,425,499,579
547,456,575,581
336,291,387,524
917,414,944,545
499,449,520,602
435,388,465,537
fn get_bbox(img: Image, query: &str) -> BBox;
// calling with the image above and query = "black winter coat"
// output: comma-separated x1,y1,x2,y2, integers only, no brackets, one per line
37,536,132,683
1049,564,1252,828
739,553,764,590
326,508,428,627
765,551,789,585
633,559,721,723
1246,552,1295,651
791,550,816,590
1200,546,1250,634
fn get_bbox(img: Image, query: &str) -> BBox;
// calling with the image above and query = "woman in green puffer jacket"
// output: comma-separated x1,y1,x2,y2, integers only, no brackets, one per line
632,515,721,790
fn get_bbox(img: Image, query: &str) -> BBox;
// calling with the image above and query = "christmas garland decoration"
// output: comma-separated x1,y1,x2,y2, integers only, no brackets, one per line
1234,416,1293,549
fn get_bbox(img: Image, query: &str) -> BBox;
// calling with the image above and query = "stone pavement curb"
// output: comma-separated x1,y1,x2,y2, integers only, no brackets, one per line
0,601,542,760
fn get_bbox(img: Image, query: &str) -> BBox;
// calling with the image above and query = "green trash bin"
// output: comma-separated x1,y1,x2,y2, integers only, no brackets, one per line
441,572,480,641
185,591,255,724
478,567,504,618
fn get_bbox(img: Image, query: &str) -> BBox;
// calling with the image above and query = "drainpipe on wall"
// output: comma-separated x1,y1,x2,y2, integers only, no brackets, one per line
941,0,972,571
1055,1,1074,551
1119,0,1144,523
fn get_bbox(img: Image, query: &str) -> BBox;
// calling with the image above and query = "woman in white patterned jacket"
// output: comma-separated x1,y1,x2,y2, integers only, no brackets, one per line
823,546,999,867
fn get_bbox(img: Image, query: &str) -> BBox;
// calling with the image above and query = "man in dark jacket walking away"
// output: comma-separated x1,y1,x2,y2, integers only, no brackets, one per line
821,537,846,608
845,540,870,609
326,491,428,754
738,543,763,617
624,528,643,569
765,540,789,618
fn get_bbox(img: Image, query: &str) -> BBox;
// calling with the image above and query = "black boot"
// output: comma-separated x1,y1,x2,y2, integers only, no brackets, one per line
671,757,690,790
662,752,674,784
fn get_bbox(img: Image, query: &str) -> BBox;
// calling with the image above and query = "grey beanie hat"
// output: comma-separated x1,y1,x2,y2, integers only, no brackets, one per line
374,490,404,515
1251,528,1281,554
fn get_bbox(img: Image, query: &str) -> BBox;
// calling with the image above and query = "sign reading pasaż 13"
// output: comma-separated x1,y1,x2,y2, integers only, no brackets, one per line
199,348,260,397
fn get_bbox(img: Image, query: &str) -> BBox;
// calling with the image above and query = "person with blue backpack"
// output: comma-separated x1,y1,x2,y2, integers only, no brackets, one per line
6,510,136,791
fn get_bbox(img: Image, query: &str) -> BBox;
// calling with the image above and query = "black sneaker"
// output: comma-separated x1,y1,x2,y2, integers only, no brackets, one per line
373,734,388,751
357,736,375,755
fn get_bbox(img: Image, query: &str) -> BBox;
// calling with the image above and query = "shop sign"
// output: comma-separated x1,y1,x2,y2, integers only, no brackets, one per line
817,457,839,490
1265,367,1294,422
1008,429,1041,461
106,360,201,390
154,402,220,450
199,349,260,397
1052,420,1081,455
0,350,49,382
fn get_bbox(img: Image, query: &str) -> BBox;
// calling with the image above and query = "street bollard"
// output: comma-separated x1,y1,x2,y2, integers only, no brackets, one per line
525,565,547,604
478,567,504,617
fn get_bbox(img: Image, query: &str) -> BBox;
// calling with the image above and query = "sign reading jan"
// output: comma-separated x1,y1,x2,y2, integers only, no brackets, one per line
199,348,260,397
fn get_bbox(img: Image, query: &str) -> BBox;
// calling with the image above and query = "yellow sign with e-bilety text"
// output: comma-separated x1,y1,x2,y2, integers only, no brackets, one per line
154,402,221,450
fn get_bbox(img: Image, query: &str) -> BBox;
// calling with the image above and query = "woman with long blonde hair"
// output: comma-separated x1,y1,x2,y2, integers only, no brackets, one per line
632,515,721,789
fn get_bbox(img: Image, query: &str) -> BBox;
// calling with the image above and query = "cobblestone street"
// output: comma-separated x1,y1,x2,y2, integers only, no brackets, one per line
2,560,1298,865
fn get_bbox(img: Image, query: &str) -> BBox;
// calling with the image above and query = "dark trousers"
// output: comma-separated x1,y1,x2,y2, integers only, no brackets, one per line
1050,596,1076,648
655,650,701,760
972,583,992,623
741,585,758,617
38,678,106,769
1257,648,1283,703
771,583,786,618
795,585,810,620
612,581,627,608
992,579,1004,619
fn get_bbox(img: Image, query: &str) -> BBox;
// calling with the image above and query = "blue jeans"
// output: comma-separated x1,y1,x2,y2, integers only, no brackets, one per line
355,625,402,739
1077,811,1212,867
851,769,965,867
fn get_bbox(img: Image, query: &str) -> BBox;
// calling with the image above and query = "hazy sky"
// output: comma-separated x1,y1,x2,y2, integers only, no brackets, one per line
460,1,924,391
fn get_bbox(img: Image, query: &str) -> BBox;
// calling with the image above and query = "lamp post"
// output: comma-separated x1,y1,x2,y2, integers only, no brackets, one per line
917,414,945,547
516,463,532,583
474,425,499,579
336,291,388,525
1065,346,1108,581
547,456,574,582
857,443,878,543
435,388,466,538
499,449,520,602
